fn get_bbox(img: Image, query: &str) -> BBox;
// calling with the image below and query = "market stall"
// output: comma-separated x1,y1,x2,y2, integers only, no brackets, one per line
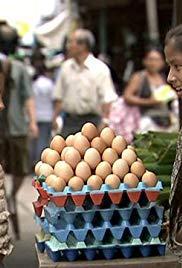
32,123,176,267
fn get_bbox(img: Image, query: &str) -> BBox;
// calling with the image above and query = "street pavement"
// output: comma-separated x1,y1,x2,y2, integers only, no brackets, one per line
4,176,39,268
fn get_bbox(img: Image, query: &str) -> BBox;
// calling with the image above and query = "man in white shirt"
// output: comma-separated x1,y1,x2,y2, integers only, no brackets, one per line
53,29,117,137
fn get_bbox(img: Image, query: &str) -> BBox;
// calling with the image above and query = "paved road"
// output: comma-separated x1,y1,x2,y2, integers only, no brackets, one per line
4,176,39,268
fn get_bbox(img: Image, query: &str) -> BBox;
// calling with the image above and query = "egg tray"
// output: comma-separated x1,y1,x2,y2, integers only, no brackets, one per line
32,180,162,217
36,216,163,243
36,235,166,262
43,202,164,229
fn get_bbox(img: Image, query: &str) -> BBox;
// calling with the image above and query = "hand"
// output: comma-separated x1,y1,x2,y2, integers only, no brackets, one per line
52,118,58,131
146,97,163,106
29,122,39,138
0,99,4,111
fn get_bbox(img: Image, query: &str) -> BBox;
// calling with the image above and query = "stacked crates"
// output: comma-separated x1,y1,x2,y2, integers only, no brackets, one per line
33,178,166,262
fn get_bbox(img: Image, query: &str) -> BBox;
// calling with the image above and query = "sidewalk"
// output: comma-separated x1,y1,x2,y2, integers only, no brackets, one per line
4,176,38,268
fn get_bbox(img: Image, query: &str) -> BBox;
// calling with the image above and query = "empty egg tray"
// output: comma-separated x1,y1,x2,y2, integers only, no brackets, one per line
36,235,166,262
32,178,163,217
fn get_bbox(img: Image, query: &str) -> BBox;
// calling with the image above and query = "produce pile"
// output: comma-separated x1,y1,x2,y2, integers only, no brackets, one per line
33,123,165,262
133,131,178,208
35,123,159,191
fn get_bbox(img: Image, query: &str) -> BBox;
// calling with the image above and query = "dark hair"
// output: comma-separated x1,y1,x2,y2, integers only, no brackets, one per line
165,24,182,52
144,45,164,58
0,23,19,55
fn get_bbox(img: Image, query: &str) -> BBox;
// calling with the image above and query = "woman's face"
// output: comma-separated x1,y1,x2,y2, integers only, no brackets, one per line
143,50,164,73
165,40,182,98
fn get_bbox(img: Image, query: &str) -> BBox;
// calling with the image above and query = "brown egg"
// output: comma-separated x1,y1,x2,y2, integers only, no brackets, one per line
74,134,90,156
95,161,112,180
123,173,139,188
75,161,91,182
105,174,120,189
84,148,101,169
127,145,136,151
39,163,53,177
112,136,127,155
87,175,103,190
91,137,107,154
54,161,74,183
131,161,146,178
137,158,143,163
68,176,84,191
64,147,81,169
61,147,71,160
112,159,129,179
102,148,118,165
81,122,98,141
100,127,115,146
44,149,60,167
66,135,75,146
142,171,158,187
46,174,66,192
50,135,66,153
35,161,43,176
122,149,137,166
41,148,52,162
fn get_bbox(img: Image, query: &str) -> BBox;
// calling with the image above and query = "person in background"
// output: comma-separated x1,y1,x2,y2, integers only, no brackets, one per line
30,58,54,167
0,58,13,268
164,24,182,261
0,22,38,240
124,47,174,132
53,29,117,137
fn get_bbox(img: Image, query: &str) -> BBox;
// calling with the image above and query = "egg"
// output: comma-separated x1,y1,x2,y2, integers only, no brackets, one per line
46,174,66,192
102,148,118,165
61,147,71,160
35,161,43,176
95,161,112,180
74,134,90,156
87,175,103,190
84,148,101,169
105,174,120,189
112,159,129,179
39,163,53,177
64,147,81,169
100,127,115,146
54,161,74,183
142,171,158,187
137,158,143,163
75,161,91,182
44,149,60,167
122,148,137,166
130,161,146,178
50,135,66,153
112,136,127,155
123,173,139,188
81,122,98,141
91,137,107,154
127,145,136,151
41,148,52,162
66,135,75,146
68,176,84,191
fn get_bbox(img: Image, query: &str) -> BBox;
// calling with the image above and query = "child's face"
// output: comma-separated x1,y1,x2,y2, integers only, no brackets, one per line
165,40,182,98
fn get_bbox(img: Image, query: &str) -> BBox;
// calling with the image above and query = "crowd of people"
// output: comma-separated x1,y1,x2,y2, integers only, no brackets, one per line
0,20,181,266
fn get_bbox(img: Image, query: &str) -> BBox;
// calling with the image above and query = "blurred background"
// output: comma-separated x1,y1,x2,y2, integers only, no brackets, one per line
0,0,181,267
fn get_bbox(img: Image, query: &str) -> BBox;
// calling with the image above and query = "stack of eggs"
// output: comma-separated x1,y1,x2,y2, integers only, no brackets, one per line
35,123,158,192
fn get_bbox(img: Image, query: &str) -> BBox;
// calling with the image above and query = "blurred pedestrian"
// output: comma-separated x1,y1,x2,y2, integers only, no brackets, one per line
0,57,13,267
0,22,38,239
164,24,182,261
124,46,174,132
30,58,54,167
53,29,117,137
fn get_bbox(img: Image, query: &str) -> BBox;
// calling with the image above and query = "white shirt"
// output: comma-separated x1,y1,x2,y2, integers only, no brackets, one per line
54,54,117,115
33,75,54,122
